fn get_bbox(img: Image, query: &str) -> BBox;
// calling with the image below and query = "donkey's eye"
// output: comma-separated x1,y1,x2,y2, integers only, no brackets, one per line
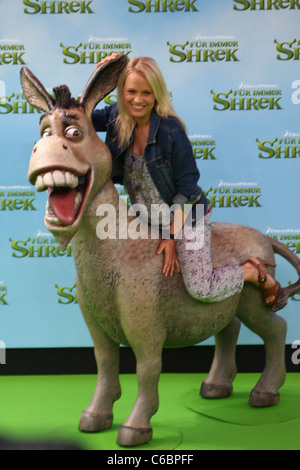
42,129,52,138
65,126,83,140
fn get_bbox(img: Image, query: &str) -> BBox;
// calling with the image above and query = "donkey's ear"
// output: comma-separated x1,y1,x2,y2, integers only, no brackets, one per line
20,67,55,112
80,54,128,116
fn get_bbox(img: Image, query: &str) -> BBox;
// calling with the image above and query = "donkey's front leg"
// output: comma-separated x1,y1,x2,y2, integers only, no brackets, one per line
79,329,121,433
117,348,163,447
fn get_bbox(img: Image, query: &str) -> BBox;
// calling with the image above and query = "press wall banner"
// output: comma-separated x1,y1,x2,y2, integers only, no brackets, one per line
0,0,299,348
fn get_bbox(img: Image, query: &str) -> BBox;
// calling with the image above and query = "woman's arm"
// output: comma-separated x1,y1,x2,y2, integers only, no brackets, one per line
171,127,203,207
156,207,187,277
156,127,203,277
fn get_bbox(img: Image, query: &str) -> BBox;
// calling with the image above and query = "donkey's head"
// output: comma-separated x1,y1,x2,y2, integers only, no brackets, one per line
20,55,127,250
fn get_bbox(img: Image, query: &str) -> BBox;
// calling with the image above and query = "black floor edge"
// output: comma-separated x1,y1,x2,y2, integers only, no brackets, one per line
0,345,299,375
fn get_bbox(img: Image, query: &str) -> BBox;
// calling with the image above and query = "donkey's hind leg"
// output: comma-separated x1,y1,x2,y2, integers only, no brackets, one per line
200,316,241,398
238,286,287,407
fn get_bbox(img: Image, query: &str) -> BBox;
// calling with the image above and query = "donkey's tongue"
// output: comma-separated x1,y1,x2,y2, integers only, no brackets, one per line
49,188,77,226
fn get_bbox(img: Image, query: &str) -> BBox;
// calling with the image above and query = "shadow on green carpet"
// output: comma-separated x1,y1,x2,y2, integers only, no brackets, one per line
181,388,300,426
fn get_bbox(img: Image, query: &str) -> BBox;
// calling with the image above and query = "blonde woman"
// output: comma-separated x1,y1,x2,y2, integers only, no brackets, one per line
92,54,280,307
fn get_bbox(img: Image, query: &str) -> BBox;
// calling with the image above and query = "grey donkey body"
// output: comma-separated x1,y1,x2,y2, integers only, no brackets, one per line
20,56,300,447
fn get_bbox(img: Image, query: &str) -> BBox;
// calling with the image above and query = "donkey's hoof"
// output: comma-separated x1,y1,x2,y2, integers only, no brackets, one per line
200,381,233,399
78,410,113,432
249,390,280,407
117,425,153,447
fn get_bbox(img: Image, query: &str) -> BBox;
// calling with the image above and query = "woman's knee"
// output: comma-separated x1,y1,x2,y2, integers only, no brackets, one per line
182,274,215,301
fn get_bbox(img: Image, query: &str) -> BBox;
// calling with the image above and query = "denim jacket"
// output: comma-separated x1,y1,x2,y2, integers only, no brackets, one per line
92,103,208,218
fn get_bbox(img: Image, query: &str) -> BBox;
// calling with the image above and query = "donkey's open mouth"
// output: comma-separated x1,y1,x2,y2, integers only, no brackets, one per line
35,169,91,227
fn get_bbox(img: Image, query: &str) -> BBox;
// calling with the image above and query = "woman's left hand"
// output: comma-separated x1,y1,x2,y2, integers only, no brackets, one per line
156,239,180,277
94,53,119,70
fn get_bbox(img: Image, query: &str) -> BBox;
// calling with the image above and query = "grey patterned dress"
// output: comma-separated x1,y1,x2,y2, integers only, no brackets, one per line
124,150,244,303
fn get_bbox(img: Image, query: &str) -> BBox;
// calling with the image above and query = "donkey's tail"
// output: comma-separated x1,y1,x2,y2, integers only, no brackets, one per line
267,236,300,312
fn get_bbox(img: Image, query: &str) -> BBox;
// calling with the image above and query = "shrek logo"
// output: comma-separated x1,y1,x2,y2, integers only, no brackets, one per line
266,228,300,302
23,0,94,14
0,189,36,211
205,181,262,208
0,43,26,65
0,93,42,114
0,285,8,306
266,227,300,254
128,0,198,12
275,39,300,60
55,284,77,304
167,40,239,63
10,237,72,258
189,135,217,160
233,0,300,10
60,41,131,64
211,88,282,111
257,134,300,158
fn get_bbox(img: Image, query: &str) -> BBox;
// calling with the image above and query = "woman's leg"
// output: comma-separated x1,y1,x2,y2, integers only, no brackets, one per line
241,258,279,305
176,210,244,303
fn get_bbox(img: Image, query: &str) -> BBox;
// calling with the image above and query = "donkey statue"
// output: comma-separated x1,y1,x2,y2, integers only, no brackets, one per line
20,55,300,447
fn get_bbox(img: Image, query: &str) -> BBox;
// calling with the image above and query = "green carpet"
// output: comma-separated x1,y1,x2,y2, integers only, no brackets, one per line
0,373,299,450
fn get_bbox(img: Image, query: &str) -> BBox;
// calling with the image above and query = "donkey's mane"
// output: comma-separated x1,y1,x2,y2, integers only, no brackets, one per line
53,85,79,109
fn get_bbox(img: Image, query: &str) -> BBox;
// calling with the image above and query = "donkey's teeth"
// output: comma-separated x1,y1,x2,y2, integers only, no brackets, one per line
65,172,79,188
35,170,79,192
37,170,86,225
35,175,45,192
75,191,83,211
43,172,54,187
52,170,66,186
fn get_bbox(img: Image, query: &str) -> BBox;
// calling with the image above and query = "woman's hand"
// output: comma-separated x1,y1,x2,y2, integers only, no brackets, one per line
156,239,180,277
95,53,120,70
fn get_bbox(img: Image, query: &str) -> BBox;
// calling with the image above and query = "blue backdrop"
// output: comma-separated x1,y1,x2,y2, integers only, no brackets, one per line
0,0,299,348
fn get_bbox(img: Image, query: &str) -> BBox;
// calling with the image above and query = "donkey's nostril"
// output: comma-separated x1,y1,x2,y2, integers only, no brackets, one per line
63,144,68,150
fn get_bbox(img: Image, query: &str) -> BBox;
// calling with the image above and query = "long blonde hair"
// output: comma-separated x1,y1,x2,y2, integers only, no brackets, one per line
116,57,186,148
